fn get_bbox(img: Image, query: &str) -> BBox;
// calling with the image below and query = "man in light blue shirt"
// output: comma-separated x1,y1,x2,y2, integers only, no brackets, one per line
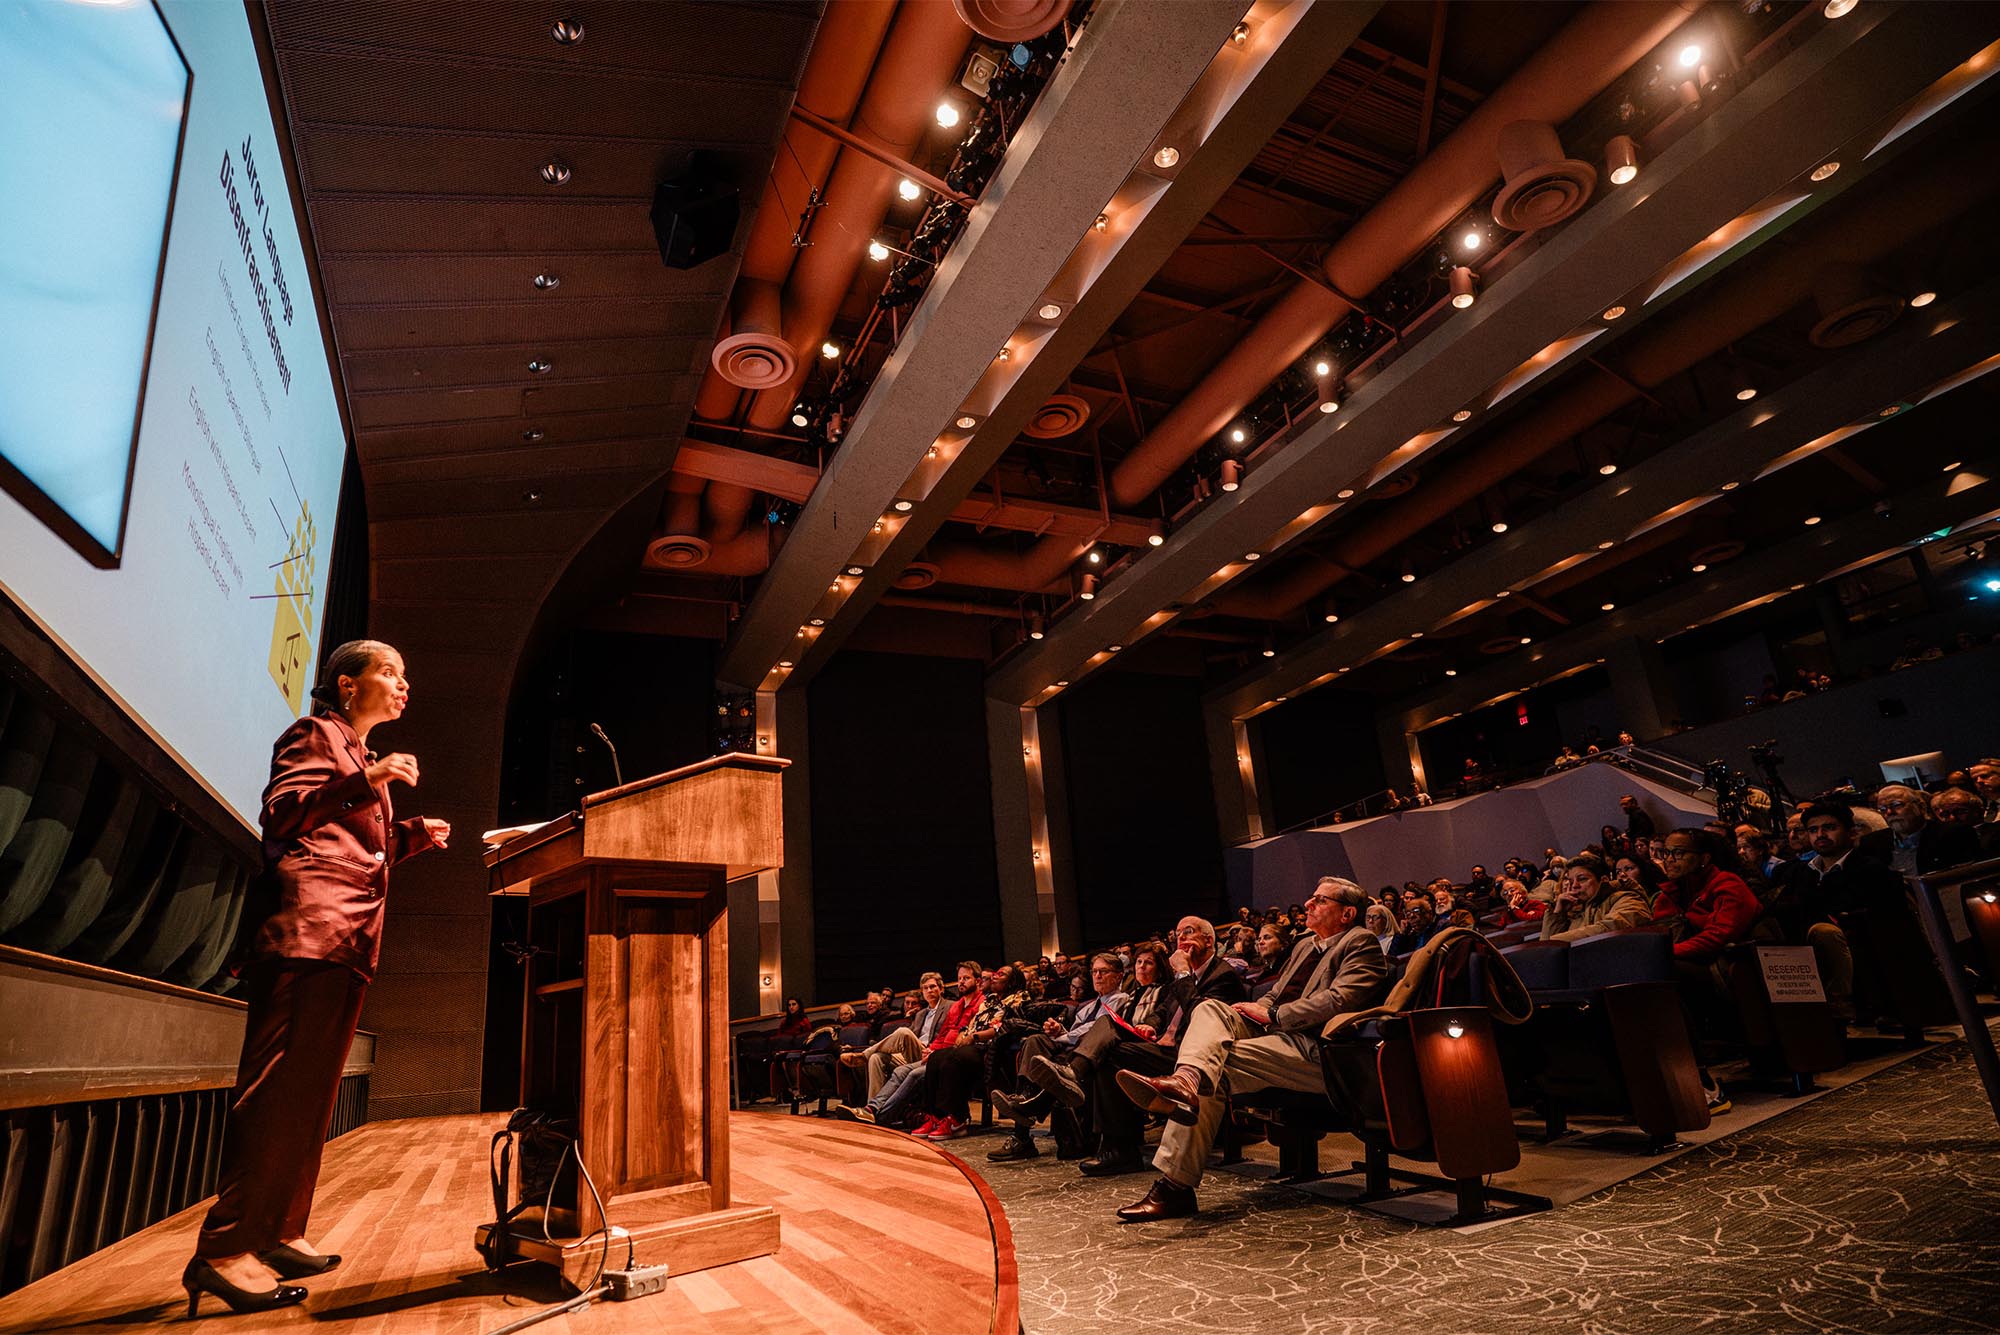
987,955,1125,1161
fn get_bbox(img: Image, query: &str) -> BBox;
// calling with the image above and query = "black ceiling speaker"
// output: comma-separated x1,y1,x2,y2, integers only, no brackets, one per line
649,153,739,270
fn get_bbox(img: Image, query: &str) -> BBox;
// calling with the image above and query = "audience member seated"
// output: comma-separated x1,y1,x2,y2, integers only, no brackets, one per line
1653,828,1762,1110
1244,921,1292,995
1108,879,1389,1221
1932,785,2000,858
1493,878,1546,928
985,953,1127,1162
1868,784,1982,879
842,962,984,1127
1800,803,1945,1036
1365,904,1397,952
1971,757,2000,821
840,972,946,1108
1622,794,1656,844
1388,899,1438,957
1539,853,1651,943
764,997,815,1101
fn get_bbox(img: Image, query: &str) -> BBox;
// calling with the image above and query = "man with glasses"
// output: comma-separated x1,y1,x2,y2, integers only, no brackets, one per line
1933,786,2000,859
1109,878,1387,1221
1866,785,1980,880
986,955,1126,1162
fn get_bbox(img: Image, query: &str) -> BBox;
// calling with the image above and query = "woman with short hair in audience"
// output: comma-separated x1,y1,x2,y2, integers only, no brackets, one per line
1244,922,1292,996
1613,852,1668,911
1493,878,1546,928
1364,904,1397,954
1540,853,1651,943
1125,941,1174,1032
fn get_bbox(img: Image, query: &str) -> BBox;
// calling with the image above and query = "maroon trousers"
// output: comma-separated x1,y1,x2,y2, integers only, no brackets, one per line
195,959,368,1258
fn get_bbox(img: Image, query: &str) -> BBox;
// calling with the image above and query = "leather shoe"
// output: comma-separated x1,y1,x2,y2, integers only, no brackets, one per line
1025,1055,1086,1108
986,1134,1039,1162
990,1087,1052,1124
1079,1148,1144,1177
1115,1176,1197,1222
1116,1068,1201,1126
257,1243,340,1279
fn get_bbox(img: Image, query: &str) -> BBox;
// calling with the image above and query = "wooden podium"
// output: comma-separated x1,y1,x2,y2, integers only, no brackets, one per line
477,753,788,1288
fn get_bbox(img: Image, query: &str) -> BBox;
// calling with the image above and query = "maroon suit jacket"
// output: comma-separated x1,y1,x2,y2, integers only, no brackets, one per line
248,710,437,978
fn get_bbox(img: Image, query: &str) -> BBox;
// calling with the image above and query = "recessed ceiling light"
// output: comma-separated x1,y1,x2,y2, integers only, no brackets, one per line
1318,399,1339,414
523,428,544,442
522,488,542,503
1692,563,1708,573
1336,488,1355,500
935,101,961,128
897,177,921,202
527,358,553,374
533,273,560,290
1943,460,1962,471
1601,602,1615,612
1823,0,1858,16
1735,386,1758,402
1452,409,1473,423
540,159,572,185
892,500,913,512
1229,426,1247,444
1804,515,1822,526
778,660,793,668
1910,290,1937,308
551,17,585,43
1262,645,1276,658
956,414,979,430
1055,680,1069,687
1245,551,1262,561
1229,20,1250,45
867,240,890,263
809,618,825,627
1877,404,1902,418
1519,635,1533,645
1720,481,1739,491
1274,696,1287,703
1086,549,1102,565
1490,521,1508,534
1148,531,1165,548
820,340,841,359
1108,644,1124,652
1039,302,1063,320
1154,146,1180,168
1598,540,1615,550
1313,360,1331,377
1410,631,1424,639
1093,212,1109,232
845,566,864,576
1810,160,1840,181
1460,229,1482,252
1323,611,1340,624
1598,462,1618,476
1445,668,1457,677
1401,571,1417,584
1603,304,1627,321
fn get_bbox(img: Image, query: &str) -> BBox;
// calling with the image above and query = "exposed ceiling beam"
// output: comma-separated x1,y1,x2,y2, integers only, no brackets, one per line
1388,469,2000,735
1205,276,2000,721
716,0,1387,691
986,4,1998,707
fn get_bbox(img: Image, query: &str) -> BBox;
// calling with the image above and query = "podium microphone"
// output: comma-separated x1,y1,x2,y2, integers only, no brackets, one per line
587,722,623,787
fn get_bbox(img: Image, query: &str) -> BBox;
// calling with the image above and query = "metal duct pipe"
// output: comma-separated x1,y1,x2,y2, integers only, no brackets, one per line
1218,127,2000,621
930,534,1095,593
744,3,973,429
691,0,898,422
1104,1,1693,509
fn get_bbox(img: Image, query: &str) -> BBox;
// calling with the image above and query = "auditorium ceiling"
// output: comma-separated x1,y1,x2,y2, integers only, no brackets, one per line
270,0,2000,737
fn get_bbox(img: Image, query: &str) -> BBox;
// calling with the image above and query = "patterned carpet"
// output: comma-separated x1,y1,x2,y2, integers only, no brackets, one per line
976,1035,2000,1335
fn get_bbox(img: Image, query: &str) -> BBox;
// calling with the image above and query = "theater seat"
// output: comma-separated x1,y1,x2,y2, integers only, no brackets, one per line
1501,931,1709,1149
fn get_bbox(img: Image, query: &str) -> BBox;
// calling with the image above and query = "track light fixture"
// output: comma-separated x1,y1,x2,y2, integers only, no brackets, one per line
1400,560,1417,584
1027,612,1045,640
1322,601,1340,624
1605,134,1640,186
1147,520,1167,548
1078,573,1098,601
1450,266,1478,309
1318,385,1341,414
1261,637,1276,658
1218,459,1242,492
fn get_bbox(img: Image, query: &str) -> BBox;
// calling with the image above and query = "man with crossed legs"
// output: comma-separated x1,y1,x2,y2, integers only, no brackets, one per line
1111,879,1388,1220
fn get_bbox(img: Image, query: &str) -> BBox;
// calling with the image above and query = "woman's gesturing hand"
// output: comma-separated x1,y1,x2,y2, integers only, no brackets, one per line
365,752,420,787
424,818,451,848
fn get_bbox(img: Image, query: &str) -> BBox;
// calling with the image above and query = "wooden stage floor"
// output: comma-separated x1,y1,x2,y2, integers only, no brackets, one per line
0,1110,1017,1335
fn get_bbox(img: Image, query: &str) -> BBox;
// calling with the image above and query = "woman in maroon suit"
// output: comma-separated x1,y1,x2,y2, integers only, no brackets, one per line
183,640,448,1316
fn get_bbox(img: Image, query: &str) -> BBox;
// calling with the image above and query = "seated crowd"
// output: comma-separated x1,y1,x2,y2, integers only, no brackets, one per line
746,754,2000,1223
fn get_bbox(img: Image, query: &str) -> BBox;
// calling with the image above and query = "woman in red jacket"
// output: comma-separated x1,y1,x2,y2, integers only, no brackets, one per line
184,640,447,1317
1653,827,1761,1114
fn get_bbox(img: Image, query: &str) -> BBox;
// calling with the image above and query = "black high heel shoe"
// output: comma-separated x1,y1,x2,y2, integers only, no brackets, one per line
181,1258,308,1318
257,1243,342,1279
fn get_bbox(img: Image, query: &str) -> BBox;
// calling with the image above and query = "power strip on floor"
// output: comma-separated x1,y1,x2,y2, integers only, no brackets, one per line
605,1264,671,1300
